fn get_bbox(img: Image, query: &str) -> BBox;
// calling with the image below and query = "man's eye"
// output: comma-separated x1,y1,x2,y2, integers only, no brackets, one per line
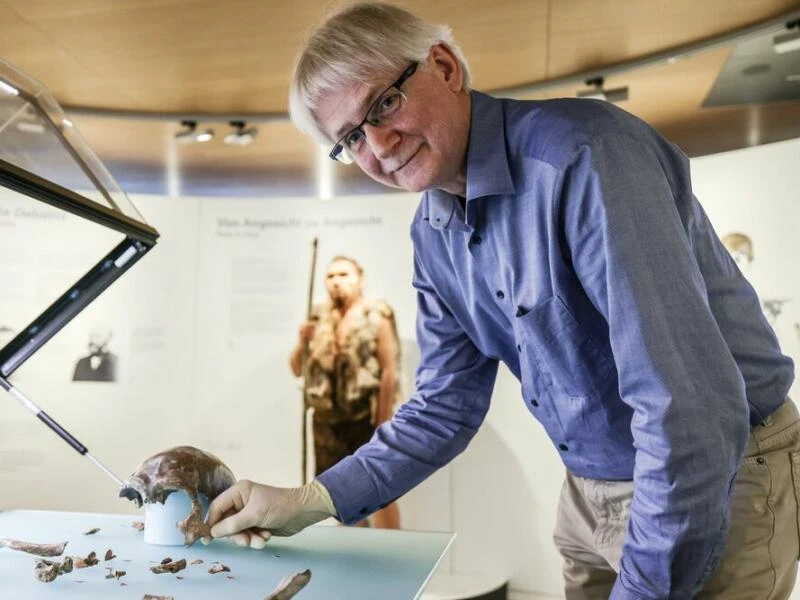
343,129,365,149
374,91,401,118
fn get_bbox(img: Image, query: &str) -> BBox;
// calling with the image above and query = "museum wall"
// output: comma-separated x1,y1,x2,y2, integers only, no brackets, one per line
1,136,798,600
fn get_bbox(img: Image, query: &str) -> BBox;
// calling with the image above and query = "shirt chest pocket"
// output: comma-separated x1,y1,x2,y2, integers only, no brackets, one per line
515,296,613,399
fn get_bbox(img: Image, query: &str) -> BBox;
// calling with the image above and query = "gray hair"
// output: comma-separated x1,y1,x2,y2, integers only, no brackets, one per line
289,2,471,145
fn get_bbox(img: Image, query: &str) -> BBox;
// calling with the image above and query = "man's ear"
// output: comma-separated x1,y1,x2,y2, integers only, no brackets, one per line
429,43,464,92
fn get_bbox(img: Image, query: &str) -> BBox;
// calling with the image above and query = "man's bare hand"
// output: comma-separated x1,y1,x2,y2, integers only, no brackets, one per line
298,322,316,344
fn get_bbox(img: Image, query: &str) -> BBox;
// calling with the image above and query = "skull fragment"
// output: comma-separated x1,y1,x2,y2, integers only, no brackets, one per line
119,446,235,545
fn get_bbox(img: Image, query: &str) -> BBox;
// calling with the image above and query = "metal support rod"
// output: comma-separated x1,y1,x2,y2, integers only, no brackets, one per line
0,377,124,488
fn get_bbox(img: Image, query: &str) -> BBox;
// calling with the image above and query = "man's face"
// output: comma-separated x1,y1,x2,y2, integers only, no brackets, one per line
314,45,469,194
88,326,112,354
325,260,362,308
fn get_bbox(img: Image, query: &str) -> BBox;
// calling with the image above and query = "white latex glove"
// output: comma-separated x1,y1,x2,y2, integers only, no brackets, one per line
204,479,336,549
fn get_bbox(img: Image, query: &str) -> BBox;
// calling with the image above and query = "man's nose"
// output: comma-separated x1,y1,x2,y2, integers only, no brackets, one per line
363,124,399,159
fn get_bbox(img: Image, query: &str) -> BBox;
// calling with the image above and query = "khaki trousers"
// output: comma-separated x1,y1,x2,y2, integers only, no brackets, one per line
553,400,800,599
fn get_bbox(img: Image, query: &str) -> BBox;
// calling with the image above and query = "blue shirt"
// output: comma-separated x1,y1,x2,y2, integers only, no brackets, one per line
318,91,795,599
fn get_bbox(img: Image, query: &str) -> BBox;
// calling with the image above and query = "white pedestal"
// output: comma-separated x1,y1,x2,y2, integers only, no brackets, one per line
144,491,208,545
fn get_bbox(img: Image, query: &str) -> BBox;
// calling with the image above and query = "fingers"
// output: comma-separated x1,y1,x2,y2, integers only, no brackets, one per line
222,529,271,549
207,481,255,538
228,531,251,547
248,528,272,548
206,482,246,528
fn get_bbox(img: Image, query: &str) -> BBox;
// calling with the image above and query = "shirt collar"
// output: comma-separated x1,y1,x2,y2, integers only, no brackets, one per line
425,91,515,231
465,91,515,201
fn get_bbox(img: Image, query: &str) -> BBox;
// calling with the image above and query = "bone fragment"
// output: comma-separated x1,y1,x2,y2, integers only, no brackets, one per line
178,496,212,547
265,569,312,599
73,551,99,568
150,558,187,574
34,556,74,583
0,538,67,557
208,563,230,574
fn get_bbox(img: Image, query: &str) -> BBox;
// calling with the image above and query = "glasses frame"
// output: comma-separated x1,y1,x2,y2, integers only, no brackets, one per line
329,62,419,163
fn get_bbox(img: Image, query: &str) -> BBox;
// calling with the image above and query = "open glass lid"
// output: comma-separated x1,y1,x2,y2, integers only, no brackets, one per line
0,58,159,380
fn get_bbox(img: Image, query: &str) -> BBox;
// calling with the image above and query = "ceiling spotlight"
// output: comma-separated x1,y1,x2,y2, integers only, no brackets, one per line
577,77,629,103
224,120,258,146
175,120,214,144
774,20,800,54
16,120,46,134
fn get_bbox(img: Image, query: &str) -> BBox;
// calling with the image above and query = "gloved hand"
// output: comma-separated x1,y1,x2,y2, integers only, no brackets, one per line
204,479,336,549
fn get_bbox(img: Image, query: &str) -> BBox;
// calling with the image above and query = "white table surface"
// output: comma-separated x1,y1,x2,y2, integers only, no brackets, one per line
0,510,454,599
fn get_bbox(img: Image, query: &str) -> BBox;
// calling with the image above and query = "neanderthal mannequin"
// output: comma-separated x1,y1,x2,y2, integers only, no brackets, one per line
290,256,401,529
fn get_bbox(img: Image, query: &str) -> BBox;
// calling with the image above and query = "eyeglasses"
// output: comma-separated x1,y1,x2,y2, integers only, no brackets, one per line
329,62,418,164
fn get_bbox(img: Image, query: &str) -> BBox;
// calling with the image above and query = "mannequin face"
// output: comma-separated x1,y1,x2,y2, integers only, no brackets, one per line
325,259,362,309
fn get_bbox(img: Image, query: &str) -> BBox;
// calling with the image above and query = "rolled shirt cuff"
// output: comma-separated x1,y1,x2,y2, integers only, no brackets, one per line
316,455,382,525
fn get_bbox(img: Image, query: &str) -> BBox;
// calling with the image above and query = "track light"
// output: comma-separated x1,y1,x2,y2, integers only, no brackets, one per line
577,77,629,103
224,120,258,146
175,120,214,144
774,20,800,54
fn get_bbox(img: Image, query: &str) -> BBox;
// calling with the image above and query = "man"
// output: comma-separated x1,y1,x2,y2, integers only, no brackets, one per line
72,323,118,383
288,255,401,529
206,4,797,598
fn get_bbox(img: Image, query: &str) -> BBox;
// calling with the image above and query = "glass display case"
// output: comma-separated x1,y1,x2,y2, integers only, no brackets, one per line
0,58,158,481
0,57,158,377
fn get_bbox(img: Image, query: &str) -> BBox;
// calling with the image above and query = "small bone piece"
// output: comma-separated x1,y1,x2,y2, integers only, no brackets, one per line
104,549,116,561
208,563,230,574
143,595,174,600
178,497,212,547
264,569,312,600
189,558,204,565
150,558,187,574
0,538,67,557
34,556,74,583
84,528,100,535
73,551,99,568
105,567,126,580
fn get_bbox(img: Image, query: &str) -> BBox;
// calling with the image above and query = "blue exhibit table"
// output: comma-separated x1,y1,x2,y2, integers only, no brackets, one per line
0,510,454,599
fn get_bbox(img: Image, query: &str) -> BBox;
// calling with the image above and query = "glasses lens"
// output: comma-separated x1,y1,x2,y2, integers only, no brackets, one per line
331,144,354,164
367,88,405,126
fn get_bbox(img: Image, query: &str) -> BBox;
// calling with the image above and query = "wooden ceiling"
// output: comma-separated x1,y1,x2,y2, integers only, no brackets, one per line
1,0,799,196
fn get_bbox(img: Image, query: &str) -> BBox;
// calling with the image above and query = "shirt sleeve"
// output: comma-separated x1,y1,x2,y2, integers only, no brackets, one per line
317,248,499,525
560,133,750,599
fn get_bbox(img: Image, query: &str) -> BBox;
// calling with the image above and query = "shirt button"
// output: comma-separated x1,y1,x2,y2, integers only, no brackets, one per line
558,443,569,451
496,290,505,299
471,234,482,245
531,398,538,407
516,344,521,352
